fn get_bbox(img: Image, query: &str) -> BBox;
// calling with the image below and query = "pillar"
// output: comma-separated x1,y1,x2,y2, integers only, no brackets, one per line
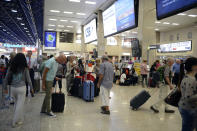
97,10,105,57
138,0,157,65
80,25,87,56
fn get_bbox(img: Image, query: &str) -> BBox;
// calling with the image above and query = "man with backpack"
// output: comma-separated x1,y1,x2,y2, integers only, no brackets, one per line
150,58,175,113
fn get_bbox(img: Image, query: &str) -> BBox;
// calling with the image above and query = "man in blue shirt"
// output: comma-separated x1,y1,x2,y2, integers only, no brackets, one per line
41,54,66,117
172,59,181,86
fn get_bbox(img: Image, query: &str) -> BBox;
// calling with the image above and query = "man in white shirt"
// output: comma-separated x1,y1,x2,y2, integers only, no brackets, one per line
26,50,37,97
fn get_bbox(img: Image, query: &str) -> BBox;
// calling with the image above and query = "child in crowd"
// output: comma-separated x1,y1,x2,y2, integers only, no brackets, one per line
120,69,129,86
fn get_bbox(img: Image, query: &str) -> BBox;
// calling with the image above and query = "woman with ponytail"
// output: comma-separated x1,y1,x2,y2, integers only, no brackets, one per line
178,57,197,131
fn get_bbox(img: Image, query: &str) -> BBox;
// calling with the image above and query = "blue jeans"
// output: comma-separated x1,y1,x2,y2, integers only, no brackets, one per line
179,108,197,131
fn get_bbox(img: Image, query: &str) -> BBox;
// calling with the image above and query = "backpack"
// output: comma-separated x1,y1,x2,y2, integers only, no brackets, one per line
156,65,167,82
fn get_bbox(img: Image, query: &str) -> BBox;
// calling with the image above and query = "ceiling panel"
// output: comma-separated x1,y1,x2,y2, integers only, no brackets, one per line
44,0,113,32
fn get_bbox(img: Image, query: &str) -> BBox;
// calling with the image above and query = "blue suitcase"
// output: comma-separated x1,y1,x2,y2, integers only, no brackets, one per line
83,81,94,102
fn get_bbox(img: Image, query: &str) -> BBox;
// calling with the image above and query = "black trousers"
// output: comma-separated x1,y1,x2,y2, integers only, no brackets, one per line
26,69,34,96
141,74,148,87
173,73,180,86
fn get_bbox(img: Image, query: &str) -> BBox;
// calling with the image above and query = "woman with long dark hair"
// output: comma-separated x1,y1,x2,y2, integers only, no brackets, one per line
4,53,33,128
178,57,197,131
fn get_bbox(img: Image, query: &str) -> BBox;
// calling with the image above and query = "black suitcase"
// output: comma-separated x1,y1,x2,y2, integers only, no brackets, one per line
130,90,151,110
70,78,81,97
51,93,65,112
94,77,100,97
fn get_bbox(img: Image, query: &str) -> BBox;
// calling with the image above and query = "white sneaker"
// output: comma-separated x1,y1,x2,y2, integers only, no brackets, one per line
47,112,56,118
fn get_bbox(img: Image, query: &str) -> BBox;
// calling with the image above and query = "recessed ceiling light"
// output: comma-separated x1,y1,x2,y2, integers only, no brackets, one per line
50,10,60,13
17,17,22,20
132,31,137,34
177,13,187,16
7,32,10,34
69,0,80,2
71,21,78,23
48,29,54,31
172,23,180,26
76,13,86,16
188,14,197,18
60,19,68,22
155,29,159,31
5,0,12,1
155,21,161,24
49,18,57,21
11,9,17,13
28,34,30,35
85,1,96,4
48,24,55,27
63,11,73,14
163,22,170,25
64,30,70,32
58,25,64,27
21,23,25,25
67,26,73,28
26,30,29,32
24,27,27,30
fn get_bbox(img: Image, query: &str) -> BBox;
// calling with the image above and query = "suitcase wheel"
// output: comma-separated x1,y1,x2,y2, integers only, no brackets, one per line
132,107,137,111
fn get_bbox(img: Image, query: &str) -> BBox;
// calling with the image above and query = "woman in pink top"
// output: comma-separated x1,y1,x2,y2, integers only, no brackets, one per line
140,60,148,87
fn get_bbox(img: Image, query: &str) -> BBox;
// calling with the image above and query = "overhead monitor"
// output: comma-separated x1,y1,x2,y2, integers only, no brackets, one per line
84,19,97,43
44,31,57,49
158,41,192,53
156,0,197,20
59,32,74,43
103,0,138,37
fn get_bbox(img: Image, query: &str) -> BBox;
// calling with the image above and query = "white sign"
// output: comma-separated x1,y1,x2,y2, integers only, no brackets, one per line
158,41,192,53
84,19,97,43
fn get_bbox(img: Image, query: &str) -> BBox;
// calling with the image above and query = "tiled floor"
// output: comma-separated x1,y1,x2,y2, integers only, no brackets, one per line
0,79,181,131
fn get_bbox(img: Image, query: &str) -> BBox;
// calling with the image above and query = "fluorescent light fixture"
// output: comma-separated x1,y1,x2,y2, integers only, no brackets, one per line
60,19,68,22
85,1,96,4
0,26,1,27
58,25,64,27
163,22,170,25
70,21,78,23
28,34,31,35
17,17,22,20
50,10,60,13
155,29,159,31
67,26,73,28
155,21,161,24
7,32,10,34
11,9,17,13
21,23,25,25
48,24,55,26
24,27,27,30
188,14,197,18
63,11,73,14
69,0,80,2
48,29,54,31
26,30,29,32
5,0,12,1
177,13,187,16
49,18,57,21
64,30,70,32
122,53,130,56
76,13,86,15
132,31,138,34
172,23,180,26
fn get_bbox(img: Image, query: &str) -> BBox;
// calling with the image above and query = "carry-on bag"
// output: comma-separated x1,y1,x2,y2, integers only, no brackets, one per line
51,84,65,112
130,90,151,110
83,80,94,102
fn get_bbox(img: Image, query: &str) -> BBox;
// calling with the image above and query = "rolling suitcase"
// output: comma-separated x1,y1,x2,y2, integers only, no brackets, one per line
83,81,94,102
51,84,65,113
130,90,151,110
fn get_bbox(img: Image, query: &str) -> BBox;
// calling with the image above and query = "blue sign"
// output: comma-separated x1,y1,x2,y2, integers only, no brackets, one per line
44,31,56,49
156,0,197,20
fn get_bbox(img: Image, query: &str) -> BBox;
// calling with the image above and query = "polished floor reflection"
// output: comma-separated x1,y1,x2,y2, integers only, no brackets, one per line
0,79,181,131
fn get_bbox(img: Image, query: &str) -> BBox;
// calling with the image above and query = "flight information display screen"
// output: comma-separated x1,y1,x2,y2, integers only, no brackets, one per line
156,0,197,20
103,0,138,37
158,41,192,53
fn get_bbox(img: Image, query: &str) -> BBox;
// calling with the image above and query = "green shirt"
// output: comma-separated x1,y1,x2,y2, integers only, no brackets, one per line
45,57,58,81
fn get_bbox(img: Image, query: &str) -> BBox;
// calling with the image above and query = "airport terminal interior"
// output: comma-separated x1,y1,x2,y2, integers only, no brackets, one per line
0,0,197,131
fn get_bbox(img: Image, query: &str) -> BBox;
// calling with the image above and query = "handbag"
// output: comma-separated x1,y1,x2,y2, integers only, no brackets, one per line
164,88,182,107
